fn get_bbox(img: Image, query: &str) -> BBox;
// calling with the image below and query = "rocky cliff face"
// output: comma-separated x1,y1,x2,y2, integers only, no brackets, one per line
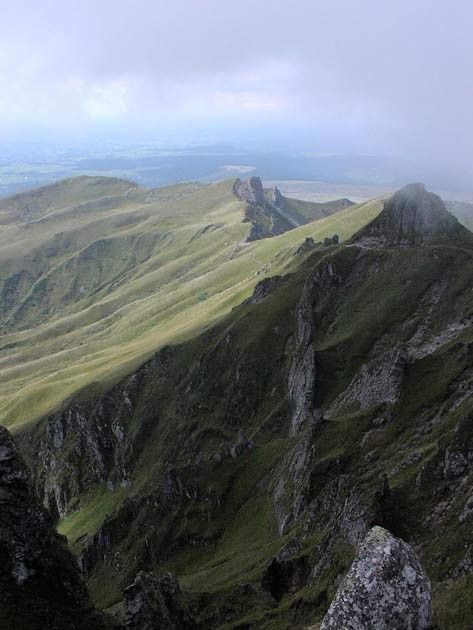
25,370,148,518
0,426,115,629
15,183,473,628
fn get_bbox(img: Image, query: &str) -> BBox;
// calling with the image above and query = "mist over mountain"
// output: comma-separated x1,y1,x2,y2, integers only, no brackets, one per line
2,144,472,201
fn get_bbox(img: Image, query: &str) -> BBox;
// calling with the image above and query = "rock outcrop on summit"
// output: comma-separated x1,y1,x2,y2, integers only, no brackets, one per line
321,527,432,630
352,182,473,246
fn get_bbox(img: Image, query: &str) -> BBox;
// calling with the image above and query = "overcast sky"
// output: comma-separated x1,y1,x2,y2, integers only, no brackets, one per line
0,0,472,165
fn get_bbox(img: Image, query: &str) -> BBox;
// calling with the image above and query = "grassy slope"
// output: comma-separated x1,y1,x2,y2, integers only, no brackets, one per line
0,178,382,429
51,239,473,629
284,195,354,220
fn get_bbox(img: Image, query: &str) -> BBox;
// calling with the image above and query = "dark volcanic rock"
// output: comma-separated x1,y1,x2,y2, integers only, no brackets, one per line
261,540,310,601
0,425,111,629
352,183,472,246
321,526,431,630
124,571,194,630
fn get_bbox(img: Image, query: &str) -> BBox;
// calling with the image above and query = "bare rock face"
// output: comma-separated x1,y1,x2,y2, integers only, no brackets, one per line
352,183,471,247
329,347,407,415
321,526,431,630
271,185,286,209
233,176,266,206
124,571,194,630
0,425,111,629
234,176,307,241
27,369,146,518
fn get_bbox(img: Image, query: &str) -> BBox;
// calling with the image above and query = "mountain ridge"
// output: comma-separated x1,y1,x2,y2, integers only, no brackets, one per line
10,181,473,628
0,176,383,429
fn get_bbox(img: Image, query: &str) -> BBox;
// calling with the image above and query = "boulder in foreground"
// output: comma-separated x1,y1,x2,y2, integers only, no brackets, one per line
321,526,431,630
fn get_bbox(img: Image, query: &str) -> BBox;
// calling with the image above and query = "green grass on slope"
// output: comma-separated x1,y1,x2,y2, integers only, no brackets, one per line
285,195,354,221
0,177,382,429
0,175,138,224
51,232,473,628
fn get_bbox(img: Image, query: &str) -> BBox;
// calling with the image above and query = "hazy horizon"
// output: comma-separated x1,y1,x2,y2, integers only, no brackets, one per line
1,0,472,176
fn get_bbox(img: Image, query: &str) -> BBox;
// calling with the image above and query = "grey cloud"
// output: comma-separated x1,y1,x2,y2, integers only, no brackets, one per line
0,0,472,167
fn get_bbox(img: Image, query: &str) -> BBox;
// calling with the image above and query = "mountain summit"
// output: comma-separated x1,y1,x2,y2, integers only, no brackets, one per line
352,182,472,246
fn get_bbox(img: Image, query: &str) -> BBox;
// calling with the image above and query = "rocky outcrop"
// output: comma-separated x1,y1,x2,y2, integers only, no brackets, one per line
295,237,316,255
295,235,339,256
323,234,339,247
352,183,472,247
234,176,307,241
261,540,310,601
271,185,286,209
272,270,318,530
286,276,317,436
29,370,146,517
287,259,342,435
0,425,111,629
271,432,316,535
243,274,287,305
321,526,431,630
124,571,194,629
233,176,266,207
329,347,407,415
272,259,346,533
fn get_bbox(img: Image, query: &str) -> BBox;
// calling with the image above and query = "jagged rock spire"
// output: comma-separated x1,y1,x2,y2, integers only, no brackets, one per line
271,185,285,209
233,176,265,206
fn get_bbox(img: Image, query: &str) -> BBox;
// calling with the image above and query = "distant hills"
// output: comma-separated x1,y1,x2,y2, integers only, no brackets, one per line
2,148,472,200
